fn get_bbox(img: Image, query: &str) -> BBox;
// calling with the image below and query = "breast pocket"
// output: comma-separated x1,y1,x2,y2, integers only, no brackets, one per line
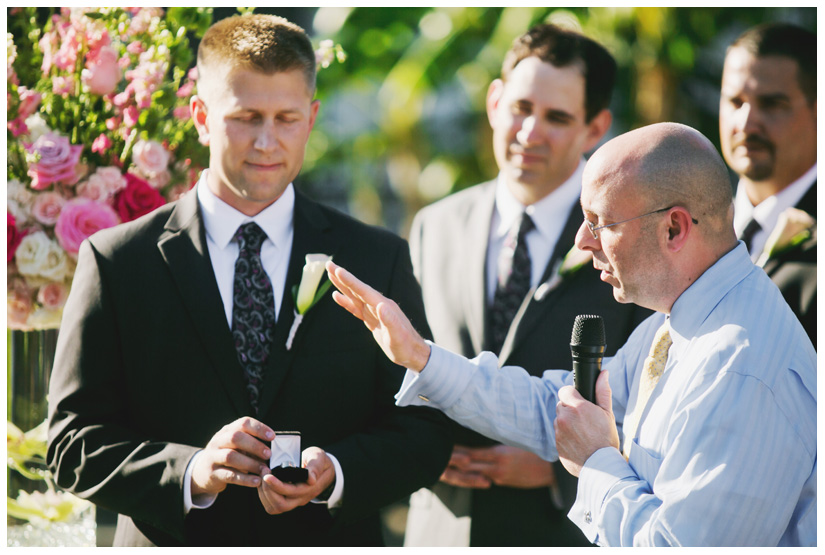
626,439,664,488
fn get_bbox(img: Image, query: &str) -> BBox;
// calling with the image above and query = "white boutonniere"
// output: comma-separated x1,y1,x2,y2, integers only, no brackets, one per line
755,208,816,267
534,245,593,301
285,254,333,350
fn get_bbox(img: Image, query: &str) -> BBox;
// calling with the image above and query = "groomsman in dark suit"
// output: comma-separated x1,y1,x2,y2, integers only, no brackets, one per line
404,24,650,547
720,22,816,346
47,14,451,546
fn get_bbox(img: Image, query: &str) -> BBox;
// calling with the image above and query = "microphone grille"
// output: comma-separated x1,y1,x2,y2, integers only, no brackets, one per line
571,314,605,346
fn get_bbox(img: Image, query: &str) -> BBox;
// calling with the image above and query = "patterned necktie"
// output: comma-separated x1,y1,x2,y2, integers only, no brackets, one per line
622,322,672,458
489,212,534,354
231,222,276,414
739,218,761,254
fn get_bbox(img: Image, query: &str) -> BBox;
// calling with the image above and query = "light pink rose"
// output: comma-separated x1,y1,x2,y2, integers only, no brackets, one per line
25,132,84,189
7,285,33,330
126,41,144,55
37,282,69,310
93,166,128,195
82,46,122,96
32,192,66,225
123,105,139,128
132,139,170,177
91,133,113,154
106,116,120,130
17,87,42,119
54,198,120,255
76,178,109,202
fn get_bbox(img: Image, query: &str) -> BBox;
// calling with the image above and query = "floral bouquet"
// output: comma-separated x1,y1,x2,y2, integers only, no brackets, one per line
7,7,213,330
7,8,346,331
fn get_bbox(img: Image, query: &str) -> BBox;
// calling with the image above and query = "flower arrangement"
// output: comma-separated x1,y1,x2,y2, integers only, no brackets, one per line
7,8,345,331
7,7,212,330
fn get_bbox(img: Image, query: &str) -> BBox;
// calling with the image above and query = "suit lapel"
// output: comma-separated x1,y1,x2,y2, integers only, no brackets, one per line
156,189,250,416
465,183,496,354
256,192,338,416
499,203,581,362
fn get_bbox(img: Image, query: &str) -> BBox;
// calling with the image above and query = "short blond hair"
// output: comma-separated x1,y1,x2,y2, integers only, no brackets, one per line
197,14,316,92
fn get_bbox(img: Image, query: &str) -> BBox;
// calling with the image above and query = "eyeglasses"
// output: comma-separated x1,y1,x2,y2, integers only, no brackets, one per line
586,206,698,240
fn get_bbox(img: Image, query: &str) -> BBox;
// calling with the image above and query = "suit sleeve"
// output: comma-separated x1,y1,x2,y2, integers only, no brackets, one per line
321,238,453,527
47,239,198,543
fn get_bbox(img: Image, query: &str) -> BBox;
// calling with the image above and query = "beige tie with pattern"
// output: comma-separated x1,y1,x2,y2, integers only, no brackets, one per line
622,322,672,458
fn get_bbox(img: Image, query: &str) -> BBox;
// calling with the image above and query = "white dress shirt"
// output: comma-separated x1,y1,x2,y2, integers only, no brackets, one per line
396,243,816,546
183,172,343,513
733,164,816,261
485,160,584,302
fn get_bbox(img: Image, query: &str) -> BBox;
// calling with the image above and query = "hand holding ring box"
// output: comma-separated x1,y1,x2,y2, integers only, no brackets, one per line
270,432,309,483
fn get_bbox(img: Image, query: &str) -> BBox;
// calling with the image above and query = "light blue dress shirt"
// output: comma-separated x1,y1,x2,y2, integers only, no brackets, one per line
396,243,816,546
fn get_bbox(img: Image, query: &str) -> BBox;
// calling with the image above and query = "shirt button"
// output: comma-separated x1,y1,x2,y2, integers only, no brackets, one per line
584,511,592,524
418,394,430,402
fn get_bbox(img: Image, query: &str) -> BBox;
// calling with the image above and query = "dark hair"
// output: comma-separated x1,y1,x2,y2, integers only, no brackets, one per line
729,22,815,105
502,24,617,122
198,14,316,92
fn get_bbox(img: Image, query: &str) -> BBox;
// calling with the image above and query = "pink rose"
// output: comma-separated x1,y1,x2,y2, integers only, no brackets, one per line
53,26,79,71
17,87,42,119
132,139,170,177
91,133,113,154
54,198,120,255
114,173,166,222
173,105,191,121
32,192,66,226
126,41,145,55
25,132,84,189
37,282,69,310
82,46,122,95
123,105,139,128
7,212,26,263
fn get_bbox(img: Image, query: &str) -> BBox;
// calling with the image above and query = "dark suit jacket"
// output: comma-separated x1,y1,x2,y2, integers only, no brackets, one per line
47,187,452,546
408,181,651,546
762,182,816,348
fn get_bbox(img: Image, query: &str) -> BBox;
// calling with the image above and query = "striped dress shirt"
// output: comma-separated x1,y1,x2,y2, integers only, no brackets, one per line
396,243,816,546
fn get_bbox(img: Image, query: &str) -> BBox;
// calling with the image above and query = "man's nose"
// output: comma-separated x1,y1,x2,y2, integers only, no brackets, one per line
735,102,762,135
254,121,278,151
575,219,599,252
516,115,542,146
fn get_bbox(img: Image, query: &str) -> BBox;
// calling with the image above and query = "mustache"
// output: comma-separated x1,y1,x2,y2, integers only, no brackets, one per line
731,133,774,152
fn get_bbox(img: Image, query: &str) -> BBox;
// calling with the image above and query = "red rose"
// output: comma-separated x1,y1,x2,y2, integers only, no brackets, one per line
7,212,26,263
114,173,166,222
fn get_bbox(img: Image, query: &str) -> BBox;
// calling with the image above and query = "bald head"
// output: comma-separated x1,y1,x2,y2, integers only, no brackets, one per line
586,123,736,245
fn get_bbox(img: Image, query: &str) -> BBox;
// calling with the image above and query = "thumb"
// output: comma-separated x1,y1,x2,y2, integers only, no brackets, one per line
595,370,613,415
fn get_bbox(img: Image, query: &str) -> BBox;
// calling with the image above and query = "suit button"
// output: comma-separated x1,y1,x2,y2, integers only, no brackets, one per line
584,511,592,524
418,394,430,402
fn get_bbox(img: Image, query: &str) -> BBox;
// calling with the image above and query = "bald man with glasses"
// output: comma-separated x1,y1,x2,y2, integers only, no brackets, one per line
327,123,816,547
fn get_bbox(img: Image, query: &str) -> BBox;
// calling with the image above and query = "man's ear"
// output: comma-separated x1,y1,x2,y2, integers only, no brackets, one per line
190,95,210,146
486,79,505,128
582,109,612,153
665,207,695,253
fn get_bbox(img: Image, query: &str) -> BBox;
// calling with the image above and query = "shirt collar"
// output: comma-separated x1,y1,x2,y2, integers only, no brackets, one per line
493,159,584,239
196,169,295,250
668,242,754,348
733,163,817,234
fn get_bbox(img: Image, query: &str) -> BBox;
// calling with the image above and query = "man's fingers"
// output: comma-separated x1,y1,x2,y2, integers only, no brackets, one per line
215,466,262,488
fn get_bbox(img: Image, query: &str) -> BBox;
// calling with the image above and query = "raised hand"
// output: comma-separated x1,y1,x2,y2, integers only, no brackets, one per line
326,260,431,372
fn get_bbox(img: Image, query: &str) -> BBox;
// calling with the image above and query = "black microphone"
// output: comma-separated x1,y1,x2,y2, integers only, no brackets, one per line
570,314,606,404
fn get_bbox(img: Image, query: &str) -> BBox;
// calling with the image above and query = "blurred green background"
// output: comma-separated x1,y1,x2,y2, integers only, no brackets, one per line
240,6,816,238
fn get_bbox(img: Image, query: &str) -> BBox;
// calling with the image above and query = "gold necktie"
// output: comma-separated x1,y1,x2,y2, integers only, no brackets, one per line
622,323,672,458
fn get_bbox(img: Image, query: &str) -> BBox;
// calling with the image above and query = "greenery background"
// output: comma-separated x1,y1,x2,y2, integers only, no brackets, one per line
240,6,817,238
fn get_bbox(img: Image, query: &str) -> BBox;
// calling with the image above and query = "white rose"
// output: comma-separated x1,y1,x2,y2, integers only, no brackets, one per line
15,231,70,282
24,113,51,142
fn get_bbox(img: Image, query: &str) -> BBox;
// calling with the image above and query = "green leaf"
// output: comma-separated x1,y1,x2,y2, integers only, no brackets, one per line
312,279,333,307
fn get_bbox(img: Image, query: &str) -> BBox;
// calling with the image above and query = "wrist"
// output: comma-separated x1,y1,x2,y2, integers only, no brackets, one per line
411,340,431,373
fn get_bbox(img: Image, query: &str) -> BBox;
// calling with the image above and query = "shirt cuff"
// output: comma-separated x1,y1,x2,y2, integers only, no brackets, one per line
568,446,634,543
395,341,479,408
311,452,344,509
183,450,218,514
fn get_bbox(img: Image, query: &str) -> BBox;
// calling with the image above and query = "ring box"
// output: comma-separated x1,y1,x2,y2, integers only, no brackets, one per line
270,431,308,483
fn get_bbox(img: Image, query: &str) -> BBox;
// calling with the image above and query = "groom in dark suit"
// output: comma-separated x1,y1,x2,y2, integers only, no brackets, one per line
719,22,816,346
47,14,451,546
404,24,650,547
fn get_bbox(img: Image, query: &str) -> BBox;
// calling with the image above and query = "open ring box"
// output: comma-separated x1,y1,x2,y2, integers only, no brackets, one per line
270,432,309,483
